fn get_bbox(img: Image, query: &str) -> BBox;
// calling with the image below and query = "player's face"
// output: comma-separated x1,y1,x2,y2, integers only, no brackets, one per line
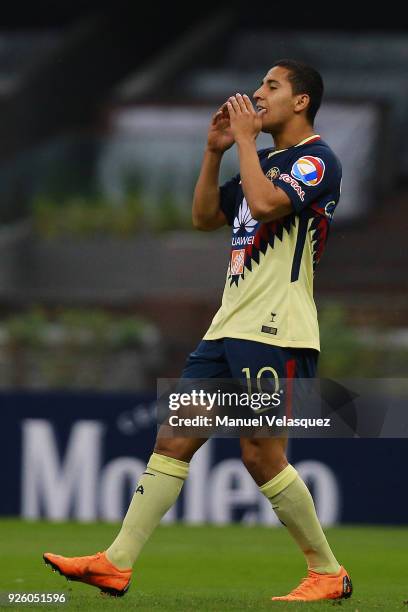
253,66,300,133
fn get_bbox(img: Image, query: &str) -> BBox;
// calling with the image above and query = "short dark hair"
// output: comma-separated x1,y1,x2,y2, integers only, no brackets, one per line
272,59,324,124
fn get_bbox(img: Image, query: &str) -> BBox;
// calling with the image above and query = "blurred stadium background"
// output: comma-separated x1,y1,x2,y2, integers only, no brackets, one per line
1,3,408,528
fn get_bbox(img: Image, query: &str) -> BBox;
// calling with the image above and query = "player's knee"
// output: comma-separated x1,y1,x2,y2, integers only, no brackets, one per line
153,437,203,462
240,438,287,479
240,438,263,473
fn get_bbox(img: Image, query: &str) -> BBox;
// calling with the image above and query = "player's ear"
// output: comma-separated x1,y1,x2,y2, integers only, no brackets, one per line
294,93,310,114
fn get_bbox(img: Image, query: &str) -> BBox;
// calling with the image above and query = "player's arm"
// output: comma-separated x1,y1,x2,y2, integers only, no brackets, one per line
192,104,235,231
236,140,293,222
192,149,228,231
227,94,293,222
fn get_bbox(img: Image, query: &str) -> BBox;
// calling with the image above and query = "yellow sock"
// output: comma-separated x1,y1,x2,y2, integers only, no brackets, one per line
260,464,340,574
106,453,189,569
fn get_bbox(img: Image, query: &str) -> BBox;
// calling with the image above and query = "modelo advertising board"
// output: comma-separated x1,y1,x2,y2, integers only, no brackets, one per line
1,392,406,524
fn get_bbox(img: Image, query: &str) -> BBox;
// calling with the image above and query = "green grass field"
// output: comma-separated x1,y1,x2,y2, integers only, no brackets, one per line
0,520,407,611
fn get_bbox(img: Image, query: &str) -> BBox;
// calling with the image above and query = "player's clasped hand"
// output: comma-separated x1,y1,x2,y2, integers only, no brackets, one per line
226,93,266,144
207,102,235,154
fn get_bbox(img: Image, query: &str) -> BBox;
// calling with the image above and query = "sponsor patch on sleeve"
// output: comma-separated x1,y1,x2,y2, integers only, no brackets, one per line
291,156,325,187
278,174,305,201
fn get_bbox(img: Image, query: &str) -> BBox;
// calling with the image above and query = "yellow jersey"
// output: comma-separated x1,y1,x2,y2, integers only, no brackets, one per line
203,135,342,351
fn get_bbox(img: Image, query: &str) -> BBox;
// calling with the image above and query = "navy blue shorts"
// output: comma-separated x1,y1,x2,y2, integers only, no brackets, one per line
182,338,318,382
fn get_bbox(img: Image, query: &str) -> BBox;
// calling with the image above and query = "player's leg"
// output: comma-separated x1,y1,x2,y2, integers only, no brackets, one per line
44,339,231,596
43,434,207,595
105,435,206,570
104,340,231,572
240,435,340,572
225,339,352,601
240,436,351,601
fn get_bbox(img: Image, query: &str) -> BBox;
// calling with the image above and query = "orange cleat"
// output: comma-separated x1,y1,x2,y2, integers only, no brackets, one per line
271,566,352,602
43,551,131,597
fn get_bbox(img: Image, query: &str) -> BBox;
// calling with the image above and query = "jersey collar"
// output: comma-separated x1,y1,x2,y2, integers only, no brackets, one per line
268,134,321,158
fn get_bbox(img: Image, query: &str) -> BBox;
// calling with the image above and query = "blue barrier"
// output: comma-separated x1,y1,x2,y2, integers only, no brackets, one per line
1,392,406,524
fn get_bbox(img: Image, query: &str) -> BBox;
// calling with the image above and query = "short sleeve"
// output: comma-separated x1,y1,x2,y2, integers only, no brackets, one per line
219,173,240,226
273,148,342,214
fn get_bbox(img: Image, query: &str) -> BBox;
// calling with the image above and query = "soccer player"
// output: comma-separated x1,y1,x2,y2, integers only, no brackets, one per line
44,59,352,602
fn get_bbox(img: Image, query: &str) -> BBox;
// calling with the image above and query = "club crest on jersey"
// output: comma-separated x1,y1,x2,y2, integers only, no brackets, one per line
266,166,280,181
233,199,257,234
291,156,325,187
